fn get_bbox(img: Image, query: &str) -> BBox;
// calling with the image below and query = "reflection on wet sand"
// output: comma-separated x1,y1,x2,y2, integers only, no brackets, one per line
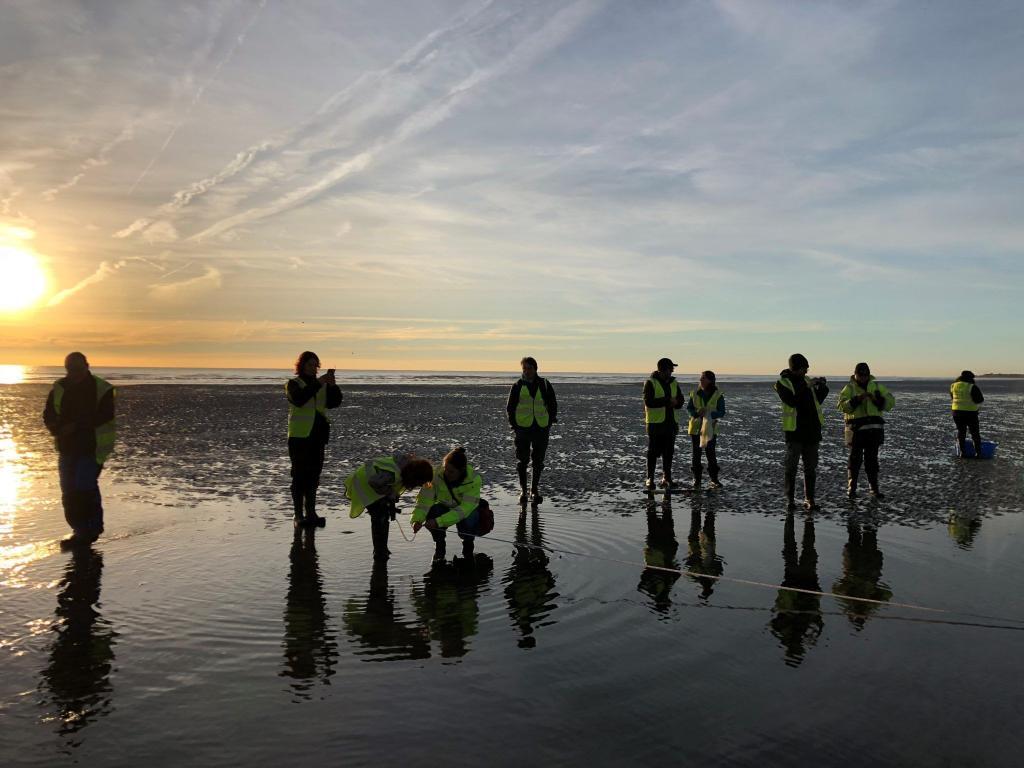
832,521,893,629
503,507,558,649
281,527,338,699
39,546,116,742
342,562,430,661
685,499,724,599
948,513,982,550
638,496,680,613
410,554,494,659
770,513,823,668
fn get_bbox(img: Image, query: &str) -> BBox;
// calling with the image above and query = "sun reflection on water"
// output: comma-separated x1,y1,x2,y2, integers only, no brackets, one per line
0,365,25,385
0,432,48,586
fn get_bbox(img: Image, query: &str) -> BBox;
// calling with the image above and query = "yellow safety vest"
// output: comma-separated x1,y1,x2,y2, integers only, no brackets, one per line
515,379,550,428
645,378,679,424
52,375,116,464
837,378,894,421
412,464,482,528
950,381,978,411
286,377,329,438
344,456,404,518
687,388,723,436
777,376,824,431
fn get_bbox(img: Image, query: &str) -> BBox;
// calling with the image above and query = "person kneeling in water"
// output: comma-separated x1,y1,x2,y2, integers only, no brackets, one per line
412,447,492,563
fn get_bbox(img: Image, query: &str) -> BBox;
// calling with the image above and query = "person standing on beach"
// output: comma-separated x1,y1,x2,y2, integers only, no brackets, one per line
950,370,985,458
344,454,433,561
685,370,726,490
286,351,342,527
774,353,828,511
412,447,493,563
643,357,684,490
507,357,557,505
42,352,116,545
837,362,894,498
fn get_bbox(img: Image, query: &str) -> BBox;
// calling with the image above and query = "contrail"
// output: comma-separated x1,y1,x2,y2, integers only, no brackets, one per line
128,0,266,195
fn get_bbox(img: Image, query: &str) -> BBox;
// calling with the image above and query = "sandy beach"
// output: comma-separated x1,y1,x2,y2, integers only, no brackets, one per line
2,376,1023,765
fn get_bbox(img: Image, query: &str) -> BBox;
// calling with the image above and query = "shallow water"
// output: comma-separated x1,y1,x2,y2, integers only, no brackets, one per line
1,379,1023,766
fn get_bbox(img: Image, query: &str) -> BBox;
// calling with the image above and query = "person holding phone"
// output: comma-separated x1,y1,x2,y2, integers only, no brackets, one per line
286,351,342,526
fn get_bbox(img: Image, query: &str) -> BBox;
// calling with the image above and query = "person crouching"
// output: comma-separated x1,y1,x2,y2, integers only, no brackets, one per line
412,447,492,563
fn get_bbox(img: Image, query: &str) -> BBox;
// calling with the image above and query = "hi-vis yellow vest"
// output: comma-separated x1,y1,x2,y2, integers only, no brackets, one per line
412,464,482,528
645,378,679,424
950,381,978,412
777,376,824,431
837,378,894,421
687,388,723,436
52,375,116,464
344,456,403,518
286,378,329,438
515,379,550,428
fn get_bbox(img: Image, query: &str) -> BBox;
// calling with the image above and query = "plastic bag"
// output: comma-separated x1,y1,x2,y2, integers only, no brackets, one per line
700,413,715,448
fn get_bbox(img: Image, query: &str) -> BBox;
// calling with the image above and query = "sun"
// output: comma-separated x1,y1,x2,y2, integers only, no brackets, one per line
0,247,47,312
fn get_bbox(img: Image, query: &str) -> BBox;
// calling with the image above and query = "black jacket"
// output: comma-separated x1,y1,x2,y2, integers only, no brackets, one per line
507,377,557,429
774,369,829,443
43,375,115,457
287,375,343,443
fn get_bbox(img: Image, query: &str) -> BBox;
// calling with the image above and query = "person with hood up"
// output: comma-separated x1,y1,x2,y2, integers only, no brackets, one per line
773,353,829,510
950,370,985,458
837,362,895,498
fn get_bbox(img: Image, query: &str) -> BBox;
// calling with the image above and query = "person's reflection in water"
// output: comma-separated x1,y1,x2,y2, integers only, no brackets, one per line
769,513,823,667
638,495,681,613
831,520,893,629
410,553,494,658
503,506,558,649
684,497,724,599
281,527,338,698
39,545,116,742
342,560,430,661
948,512,982,550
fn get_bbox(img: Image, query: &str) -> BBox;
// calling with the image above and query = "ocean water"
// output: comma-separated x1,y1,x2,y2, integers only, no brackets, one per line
1,372,1023,766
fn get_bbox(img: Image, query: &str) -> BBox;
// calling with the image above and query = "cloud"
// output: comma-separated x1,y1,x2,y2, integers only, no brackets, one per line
47,260,128,306
148,265,222,302
142,220,179,244
41,120,137,200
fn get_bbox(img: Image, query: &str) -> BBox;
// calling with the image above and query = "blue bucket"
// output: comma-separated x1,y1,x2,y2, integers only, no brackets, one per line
954,439,997,459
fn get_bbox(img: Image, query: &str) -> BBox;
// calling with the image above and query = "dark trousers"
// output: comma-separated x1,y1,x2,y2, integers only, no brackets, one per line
784,440,819,501
690,435,719,482
426,503,482,558
58,454,104,540
288,438,325,518
646,429,677,481
847,428,883,491
367,498,396,560
515,426,549,490
953,411,982,457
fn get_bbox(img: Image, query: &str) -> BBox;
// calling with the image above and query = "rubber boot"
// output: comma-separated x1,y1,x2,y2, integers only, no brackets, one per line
531,467,543,505
461,535,475,558
431,528,446,563
518,467,529,505
291,488,304,525
691,465,702,491
371,513,391,561
304,493,325,527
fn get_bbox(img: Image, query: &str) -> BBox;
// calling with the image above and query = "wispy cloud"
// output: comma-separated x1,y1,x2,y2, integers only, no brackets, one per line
41,120,137,200
148,265,223,303
47,260,128,306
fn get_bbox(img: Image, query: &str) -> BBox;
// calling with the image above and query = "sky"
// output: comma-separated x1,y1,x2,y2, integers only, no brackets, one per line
1,0,1022,375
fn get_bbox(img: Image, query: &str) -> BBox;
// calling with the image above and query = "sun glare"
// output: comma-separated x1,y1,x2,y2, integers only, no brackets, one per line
0,247,47,313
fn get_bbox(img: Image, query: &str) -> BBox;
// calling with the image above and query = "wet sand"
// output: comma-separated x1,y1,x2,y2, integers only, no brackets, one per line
1,379,1023,766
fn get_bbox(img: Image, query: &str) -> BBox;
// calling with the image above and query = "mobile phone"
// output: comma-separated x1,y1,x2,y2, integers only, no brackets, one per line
327,368,336,375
